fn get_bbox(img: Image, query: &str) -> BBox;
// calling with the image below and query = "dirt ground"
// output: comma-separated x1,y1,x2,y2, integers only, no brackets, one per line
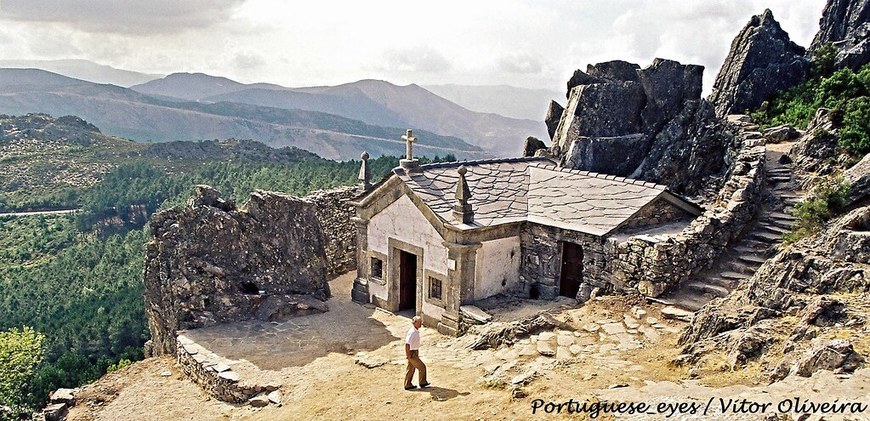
67,274,870,421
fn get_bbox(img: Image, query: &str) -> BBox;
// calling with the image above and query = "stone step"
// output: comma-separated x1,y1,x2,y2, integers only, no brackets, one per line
769,212,796,220
661,305,697,321
460,305,492,324
726,261,758,275
734,245,764,255
721,271,751,281
766,218,793,230
750,231,783,243
759,224,790,235
738,254,768,265
686,282,730,298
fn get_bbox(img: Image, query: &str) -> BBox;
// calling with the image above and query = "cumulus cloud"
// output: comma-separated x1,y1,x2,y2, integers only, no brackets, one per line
0,0,246,34
381,47,452,73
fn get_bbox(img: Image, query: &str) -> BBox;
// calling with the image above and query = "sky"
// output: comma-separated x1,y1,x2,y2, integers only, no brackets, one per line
0,0,825,93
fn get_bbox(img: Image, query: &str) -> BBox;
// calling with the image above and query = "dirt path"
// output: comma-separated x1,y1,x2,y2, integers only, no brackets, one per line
0,208,79,217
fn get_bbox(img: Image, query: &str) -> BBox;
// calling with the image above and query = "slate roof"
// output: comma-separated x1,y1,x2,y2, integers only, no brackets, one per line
391,157,696,237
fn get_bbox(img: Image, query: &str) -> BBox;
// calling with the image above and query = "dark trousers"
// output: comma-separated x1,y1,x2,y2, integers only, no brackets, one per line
404,350,427,388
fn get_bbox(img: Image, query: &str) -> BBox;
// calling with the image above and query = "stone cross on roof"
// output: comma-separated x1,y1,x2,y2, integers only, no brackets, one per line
401,129,417,160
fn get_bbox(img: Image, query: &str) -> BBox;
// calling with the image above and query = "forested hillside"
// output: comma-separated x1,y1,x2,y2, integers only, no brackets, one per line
0,114,448,413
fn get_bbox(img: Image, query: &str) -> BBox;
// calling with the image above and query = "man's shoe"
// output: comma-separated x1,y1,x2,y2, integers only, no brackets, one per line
404,385,416,391
419,382,430,388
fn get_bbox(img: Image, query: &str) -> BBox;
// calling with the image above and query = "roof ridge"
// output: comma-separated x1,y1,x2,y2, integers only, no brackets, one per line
543,165,668,190
413,156,554,170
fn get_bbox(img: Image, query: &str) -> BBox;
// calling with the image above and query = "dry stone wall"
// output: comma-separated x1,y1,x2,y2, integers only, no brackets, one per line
605,116,767,297
307,186,359,278
176,335,279,403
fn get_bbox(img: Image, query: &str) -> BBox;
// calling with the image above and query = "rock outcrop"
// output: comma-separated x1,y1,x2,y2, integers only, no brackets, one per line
522,136,547,157
544,101,564,140
549,58,732,195
811,0,870,70
708,9,810,117
144,185,332,355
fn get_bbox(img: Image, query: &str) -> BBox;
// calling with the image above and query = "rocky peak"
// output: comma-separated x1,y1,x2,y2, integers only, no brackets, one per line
708,9,809,117
811,0,870,70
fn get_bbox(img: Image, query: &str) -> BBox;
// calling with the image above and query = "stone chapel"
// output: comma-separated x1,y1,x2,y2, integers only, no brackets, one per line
350,130,701,335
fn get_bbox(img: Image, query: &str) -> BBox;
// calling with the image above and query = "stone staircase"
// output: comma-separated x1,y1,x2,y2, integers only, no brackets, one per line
656,144,804,317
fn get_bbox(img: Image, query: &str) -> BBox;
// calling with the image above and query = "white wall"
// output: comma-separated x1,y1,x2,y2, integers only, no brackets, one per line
367,194,448,303
474,236,521,301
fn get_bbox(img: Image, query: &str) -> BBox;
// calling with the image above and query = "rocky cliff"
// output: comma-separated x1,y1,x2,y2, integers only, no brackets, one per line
708,9,809,117
144,186,341,355
811,0,870,70
546,58,733,196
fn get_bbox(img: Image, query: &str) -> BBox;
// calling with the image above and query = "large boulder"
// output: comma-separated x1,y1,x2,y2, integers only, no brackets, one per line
549,58,732,194
144,186,331,355
708,9,810,117
811,0,870,70
544,100,564,140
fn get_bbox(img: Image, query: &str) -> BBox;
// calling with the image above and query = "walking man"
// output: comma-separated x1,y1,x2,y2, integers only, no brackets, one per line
404,316,429,390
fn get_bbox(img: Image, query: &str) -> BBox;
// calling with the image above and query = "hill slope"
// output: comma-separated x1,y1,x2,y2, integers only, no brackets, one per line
0,59,160,87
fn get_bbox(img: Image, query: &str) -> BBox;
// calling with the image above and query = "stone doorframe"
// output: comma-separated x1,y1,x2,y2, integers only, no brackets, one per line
387,237,424,314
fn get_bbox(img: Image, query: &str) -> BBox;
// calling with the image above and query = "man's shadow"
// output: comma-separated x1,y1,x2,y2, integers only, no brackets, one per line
411,386,470,401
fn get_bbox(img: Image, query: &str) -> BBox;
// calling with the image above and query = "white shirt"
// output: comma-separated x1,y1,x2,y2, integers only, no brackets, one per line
405,326,421,351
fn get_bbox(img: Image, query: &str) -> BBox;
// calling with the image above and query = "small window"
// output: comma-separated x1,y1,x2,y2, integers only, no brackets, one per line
429,277,442,300
371,257,383,279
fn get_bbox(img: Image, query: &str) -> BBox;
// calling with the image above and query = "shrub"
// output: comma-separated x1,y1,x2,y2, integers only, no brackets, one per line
784,177,851,245
0,327,45,411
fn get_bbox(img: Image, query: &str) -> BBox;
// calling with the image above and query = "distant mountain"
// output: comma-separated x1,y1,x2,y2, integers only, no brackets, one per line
132,72,286,101
0,69,484,161
134,74,548,154
422,84,562,121
0,59,161,87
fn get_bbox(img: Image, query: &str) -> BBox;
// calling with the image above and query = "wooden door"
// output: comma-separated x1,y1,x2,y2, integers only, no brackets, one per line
560,242,583,298
399,250,417,311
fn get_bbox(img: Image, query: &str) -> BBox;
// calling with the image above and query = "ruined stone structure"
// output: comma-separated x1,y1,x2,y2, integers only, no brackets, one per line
350,134,700,335
144,185,355,355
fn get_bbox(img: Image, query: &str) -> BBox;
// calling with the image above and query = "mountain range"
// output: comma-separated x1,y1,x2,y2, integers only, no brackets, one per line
0,69,495,160
131,73,548,152
0,63,550,159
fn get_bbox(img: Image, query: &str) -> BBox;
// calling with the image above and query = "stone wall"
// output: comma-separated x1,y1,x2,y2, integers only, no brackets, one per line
606,116,767,297
614,198,695,234
519,224,608,300
306,186,359,278
175,335,279,403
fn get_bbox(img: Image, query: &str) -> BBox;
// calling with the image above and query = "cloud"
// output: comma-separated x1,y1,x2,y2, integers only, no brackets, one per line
0,0,246,34
497,53,543,74
381,47,452,73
